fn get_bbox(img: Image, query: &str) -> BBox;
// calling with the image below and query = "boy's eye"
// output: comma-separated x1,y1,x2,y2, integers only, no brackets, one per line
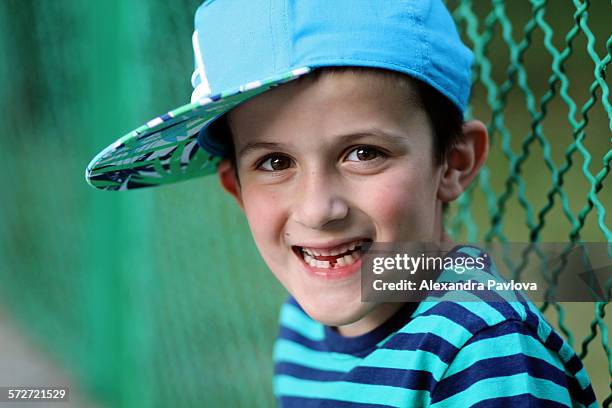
345,146,385,162
257,154,293,171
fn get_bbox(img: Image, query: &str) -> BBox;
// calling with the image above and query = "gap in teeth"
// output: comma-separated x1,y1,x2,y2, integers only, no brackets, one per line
301,247,361,268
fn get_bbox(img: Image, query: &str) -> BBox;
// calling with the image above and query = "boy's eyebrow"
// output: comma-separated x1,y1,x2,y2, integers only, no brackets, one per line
238,129,407,158
238,142,288,158
334,129,408,144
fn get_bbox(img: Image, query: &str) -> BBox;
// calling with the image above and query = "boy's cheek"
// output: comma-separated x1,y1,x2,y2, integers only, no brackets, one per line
242,187,281,218
359,175,437,239
241,189,288,252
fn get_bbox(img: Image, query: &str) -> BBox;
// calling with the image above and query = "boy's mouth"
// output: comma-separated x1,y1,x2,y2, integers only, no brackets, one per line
292,238,372,269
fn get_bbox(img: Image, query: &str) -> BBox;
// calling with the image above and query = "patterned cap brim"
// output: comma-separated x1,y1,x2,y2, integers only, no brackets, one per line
85,67,311,191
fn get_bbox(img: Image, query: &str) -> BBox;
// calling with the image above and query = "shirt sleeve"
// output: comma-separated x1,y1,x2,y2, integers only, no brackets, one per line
428,320,576,408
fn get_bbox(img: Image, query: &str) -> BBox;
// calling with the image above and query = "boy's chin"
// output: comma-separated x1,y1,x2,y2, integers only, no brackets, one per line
297,296,374,330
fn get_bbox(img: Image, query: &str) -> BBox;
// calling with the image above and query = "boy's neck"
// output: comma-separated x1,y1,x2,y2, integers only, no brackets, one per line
334,302,405,337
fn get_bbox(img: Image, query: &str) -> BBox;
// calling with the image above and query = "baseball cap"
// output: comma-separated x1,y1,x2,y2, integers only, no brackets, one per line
85,0,473,191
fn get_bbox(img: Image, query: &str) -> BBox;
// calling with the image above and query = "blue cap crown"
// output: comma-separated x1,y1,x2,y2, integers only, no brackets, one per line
191,0,473,114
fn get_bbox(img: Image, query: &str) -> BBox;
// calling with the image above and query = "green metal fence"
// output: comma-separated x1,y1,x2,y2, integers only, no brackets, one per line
0,0,609,406
447,1,611,405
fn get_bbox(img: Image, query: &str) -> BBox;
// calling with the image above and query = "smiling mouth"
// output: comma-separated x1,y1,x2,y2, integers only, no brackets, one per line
292,239,373,269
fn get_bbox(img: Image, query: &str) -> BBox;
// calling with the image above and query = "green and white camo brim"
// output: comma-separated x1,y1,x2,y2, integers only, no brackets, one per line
85,67,311,191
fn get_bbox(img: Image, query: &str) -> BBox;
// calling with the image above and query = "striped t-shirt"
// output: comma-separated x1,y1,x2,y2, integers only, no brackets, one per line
273,246,597,407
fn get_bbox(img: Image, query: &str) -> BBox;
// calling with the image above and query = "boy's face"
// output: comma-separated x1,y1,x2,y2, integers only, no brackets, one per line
222,71,446,331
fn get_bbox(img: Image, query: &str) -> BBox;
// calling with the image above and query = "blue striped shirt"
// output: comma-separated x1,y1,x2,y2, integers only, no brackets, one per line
273,246,597,407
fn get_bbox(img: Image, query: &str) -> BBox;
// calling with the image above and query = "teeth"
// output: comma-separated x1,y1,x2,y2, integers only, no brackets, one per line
343,254,354,265
302,240,363,257
317,260,330,268
298,239,369,268
301,249,360,268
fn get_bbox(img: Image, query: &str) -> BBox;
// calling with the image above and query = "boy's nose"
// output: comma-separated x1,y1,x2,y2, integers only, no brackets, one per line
291,171,349,230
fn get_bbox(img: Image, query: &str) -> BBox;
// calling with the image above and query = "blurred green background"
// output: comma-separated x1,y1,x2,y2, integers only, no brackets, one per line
0,0,609,406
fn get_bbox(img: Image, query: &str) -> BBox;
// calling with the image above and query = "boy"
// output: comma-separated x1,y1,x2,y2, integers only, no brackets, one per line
86,0,597,406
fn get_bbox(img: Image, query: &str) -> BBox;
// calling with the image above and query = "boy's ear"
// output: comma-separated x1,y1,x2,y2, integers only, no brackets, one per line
437,120,489,203
217,159,244,211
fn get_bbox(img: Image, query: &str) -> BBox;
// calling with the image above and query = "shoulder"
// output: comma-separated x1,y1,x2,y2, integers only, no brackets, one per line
397,287,597,405
426,314,598,407
385,243,597,406
378,296,541,384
